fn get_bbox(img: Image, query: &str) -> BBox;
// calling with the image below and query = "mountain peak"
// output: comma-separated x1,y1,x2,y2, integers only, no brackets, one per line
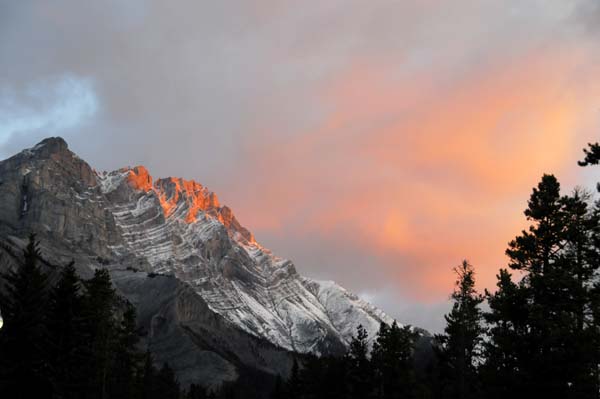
114,166,222,222
154,176,220,221
125,165,153,192
37,136,68,150
25,136,70,159
104,165,254,241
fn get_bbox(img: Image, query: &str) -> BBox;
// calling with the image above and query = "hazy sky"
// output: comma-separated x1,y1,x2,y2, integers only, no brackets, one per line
1,1,600,332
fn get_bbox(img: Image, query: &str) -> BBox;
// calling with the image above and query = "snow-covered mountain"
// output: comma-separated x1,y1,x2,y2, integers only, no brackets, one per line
95,161,395,354
0,137,398,386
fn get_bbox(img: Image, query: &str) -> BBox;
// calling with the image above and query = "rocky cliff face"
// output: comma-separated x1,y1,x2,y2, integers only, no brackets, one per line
0,137,397,387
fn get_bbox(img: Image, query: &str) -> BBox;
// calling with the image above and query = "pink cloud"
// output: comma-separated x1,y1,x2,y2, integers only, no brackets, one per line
224,42,600,301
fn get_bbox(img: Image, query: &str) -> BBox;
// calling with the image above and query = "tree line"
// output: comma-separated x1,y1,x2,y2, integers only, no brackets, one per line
0,236,193,399
272,142,600,399
271,322,432,399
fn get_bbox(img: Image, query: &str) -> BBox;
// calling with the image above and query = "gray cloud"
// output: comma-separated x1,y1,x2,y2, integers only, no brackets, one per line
0,75,98,146
1,0,599,330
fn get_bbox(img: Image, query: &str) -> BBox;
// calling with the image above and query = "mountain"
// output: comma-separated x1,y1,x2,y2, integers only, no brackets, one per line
0,137,397,388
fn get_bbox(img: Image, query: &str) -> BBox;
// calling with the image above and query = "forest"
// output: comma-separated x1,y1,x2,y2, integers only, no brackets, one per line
1,142,600,399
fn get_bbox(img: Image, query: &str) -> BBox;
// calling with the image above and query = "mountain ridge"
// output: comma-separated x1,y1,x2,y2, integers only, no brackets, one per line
0,136,404,387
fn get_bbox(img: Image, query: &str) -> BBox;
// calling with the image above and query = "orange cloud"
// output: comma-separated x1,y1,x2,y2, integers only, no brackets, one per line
224,42,600,302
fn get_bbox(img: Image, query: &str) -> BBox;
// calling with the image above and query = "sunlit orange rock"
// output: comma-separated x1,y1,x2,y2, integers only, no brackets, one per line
121,166,254,242
126,166,153,192
154,177,221,223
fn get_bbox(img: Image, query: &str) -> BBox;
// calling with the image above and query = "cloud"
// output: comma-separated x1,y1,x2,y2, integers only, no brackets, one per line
1,0,600,327
225,42,600,301
0,76,98,154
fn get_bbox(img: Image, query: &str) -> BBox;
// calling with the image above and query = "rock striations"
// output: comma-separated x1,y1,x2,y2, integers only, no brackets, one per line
0,137,396,388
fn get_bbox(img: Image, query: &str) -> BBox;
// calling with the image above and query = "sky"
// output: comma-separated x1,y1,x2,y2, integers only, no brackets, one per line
1,1,600,332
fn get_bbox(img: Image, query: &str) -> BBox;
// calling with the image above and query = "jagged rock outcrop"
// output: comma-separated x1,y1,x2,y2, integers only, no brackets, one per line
0,137,118,260
0,137,399,387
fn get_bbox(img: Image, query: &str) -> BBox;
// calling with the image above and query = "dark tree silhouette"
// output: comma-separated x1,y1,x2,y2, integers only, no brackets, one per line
48,261,87,398
578,142,600,166
436,260,483,399
372,321,418,399
0,234,52,397
109,303,142,399
82,268,118,399
347,324,372,399
483,174,600,399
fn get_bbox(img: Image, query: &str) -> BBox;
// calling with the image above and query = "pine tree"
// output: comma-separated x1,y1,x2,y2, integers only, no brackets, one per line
483,174,600,398
48,261,87,398
347,324,372,399
372,321,417,399
482,269,530,399
561,189,600,398
0,237,177,398
109,303,142,399
437,260,483,399
0,234,53,397
82,268,117,399
573,144,600,396
507,174,567,397
372,322,389,399
578,142,600,167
